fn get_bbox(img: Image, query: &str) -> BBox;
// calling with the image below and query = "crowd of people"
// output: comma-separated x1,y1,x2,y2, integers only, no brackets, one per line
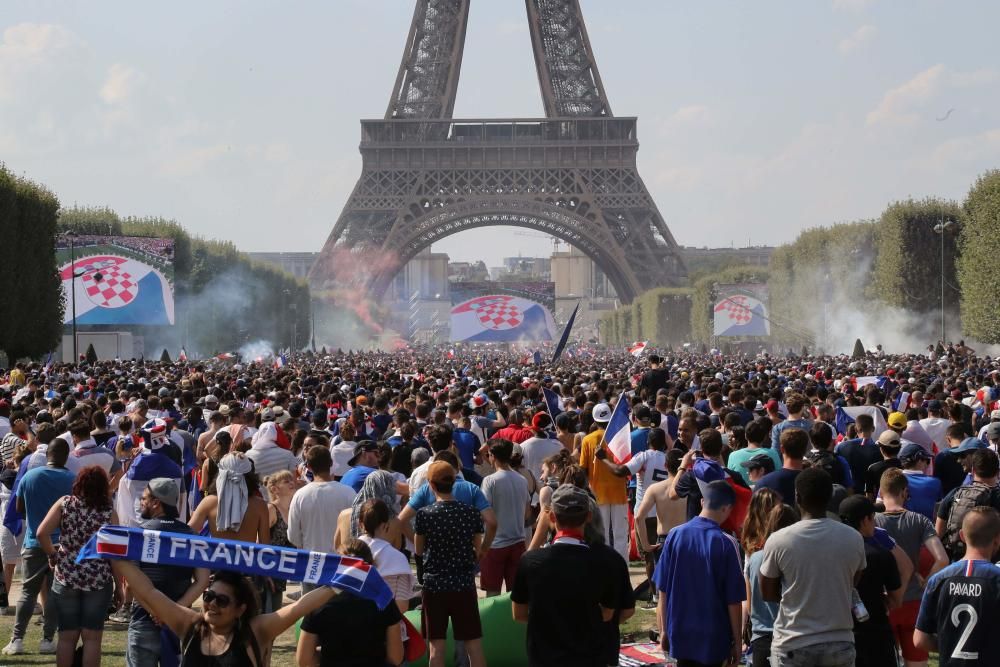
0,340,999,666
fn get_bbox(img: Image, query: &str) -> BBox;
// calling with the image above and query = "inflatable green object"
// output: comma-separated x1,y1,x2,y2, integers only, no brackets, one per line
403,593,527,667
294,593,528,666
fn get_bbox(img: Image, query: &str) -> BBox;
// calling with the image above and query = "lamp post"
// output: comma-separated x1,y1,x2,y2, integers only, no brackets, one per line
65,230,79,363
933,219,956,343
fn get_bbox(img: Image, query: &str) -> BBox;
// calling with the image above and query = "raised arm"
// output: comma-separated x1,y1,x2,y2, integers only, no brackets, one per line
112,560,199,639
252,585,338,644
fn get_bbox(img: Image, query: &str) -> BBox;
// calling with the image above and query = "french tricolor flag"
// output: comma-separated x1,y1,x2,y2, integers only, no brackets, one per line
95,528,130,557
603,397,633,464
335,556,372,589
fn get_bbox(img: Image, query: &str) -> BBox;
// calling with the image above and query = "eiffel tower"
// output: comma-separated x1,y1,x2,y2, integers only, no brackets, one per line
310,0,687,303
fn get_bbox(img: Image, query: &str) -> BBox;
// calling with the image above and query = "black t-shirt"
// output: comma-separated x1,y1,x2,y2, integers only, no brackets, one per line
855,541,900,634
865,459,901,498
836,439,883,495
300,592,403,667
935,451,969,497
414,500,484,592
132,518,196,626
511,541,617,667
593,543,635,665
640,368,669,398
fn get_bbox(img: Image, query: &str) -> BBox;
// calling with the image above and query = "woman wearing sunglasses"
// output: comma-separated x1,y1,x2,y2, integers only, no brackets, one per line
112,561,337,666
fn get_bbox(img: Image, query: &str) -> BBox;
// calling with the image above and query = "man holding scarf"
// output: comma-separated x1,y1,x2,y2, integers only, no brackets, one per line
127,479,209,667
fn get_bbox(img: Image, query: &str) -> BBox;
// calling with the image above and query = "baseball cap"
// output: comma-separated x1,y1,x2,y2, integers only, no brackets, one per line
347,442,379,466
740,451,776,474
954,437,987,455
634,405,652,423
703,479,736,508
899,443,931,466
260,407,275,422
550,484,591,517
592,403,612,423
876,430,902,448
988,423,1000,440
531,412,551,431
219,404,231,417
469,394,488,410
926,399,943,411
205,395,219,406
427,460,456,486
147,478,179,508
991,409,1000,421
839,495,876,526
887,412,907,430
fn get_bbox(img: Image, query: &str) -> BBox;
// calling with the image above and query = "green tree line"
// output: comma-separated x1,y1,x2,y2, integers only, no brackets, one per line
603,168,1000,347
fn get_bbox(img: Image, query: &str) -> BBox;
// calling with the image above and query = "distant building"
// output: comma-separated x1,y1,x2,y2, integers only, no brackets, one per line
246,252,318,280
679,245,774,268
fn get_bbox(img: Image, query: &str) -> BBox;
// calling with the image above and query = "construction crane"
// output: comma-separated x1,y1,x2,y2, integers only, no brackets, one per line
513,230,563,252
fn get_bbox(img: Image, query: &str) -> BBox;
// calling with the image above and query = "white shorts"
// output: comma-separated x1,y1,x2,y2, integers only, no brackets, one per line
0,525,22,566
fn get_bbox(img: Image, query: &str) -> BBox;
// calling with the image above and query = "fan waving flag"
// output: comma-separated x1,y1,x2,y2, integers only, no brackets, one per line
78,526,394,609
602,397,632,464
542,387,563,418
628,341,648,357
551,302,579,364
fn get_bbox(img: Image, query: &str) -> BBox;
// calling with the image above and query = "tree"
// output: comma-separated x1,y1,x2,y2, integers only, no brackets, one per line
870,198,963,313
160,349,171,363
852,338,865,360
85,343,98,364
0,165,63,360
958,170,1000,342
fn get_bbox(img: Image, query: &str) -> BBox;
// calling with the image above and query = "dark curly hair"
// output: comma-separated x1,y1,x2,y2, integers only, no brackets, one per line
72,465,112,510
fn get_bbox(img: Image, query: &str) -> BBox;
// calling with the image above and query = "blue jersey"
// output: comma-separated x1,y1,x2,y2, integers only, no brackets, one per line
916,559,1000,666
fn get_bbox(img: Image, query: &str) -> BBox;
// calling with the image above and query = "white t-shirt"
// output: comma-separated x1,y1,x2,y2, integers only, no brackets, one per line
625,449,668,519
519,436,564,482
287,480,356,553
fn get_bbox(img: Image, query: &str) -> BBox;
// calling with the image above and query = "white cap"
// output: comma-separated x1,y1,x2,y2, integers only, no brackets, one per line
592,403,612,423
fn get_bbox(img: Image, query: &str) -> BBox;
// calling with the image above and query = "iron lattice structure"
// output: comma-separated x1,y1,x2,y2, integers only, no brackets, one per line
312,0,686,303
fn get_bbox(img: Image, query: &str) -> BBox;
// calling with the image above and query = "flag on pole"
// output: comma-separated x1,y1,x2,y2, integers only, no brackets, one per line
602,397,633,464
551,302,579,364
178,348,188,362
447,349,455,360
542,387,563,418
274,355,286,370
628,341,648,357
43,351,53,372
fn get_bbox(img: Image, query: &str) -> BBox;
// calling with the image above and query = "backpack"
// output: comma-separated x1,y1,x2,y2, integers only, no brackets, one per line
943,482,994,560
807,449,844,486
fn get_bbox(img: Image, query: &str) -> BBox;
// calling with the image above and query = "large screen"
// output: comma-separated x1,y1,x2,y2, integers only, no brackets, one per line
56,235,175,325
713,283,770,337
450,281,556,342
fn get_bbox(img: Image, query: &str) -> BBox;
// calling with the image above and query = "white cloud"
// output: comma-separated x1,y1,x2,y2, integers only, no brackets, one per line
866,65,999,126
866,64,947,126
0,22,79,59
100,64,144,105
838,24,876,54
833,0,874,11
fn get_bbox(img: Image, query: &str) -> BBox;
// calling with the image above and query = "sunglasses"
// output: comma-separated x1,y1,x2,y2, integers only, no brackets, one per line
202,589,232,608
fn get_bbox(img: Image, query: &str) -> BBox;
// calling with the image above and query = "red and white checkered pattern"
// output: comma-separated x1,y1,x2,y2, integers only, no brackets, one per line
716,295,753,324
468,296,523,330
80,259,137,309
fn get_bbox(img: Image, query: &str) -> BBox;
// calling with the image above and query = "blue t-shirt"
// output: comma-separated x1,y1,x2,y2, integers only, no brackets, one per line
18,466,75,550
903,471,942,521
754,468,800,506
745,549,778,641
339,466,376,493
408,480,490,513
653,517,745,664
916,560,1000,665
628,428,651,489
452,428,481,470
770,419,813,452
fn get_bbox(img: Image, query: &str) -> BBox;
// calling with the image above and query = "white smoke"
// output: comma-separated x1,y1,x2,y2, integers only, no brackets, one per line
239,339,275,361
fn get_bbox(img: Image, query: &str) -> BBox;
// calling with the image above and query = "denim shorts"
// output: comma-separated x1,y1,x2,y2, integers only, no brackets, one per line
51,580,114,631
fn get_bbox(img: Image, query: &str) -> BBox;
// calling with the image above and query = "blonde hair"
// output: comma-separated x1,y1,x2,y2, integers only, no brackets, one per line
264,470,294,491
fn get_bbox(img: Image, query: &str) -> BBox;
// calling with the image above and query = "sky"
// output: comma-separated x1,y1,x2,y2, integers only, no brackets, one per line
2,1,998,268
